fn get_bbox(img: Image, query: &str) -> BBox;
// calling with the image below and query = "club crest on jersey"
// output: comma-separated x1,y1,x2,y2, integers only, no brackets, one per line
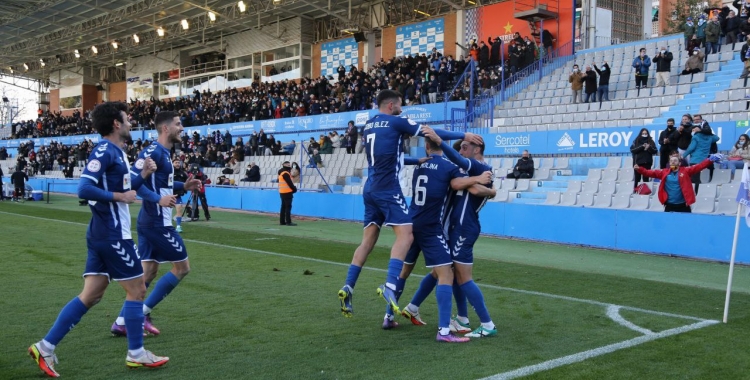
135,158,145,169
407,118,417,126
87,159,101,173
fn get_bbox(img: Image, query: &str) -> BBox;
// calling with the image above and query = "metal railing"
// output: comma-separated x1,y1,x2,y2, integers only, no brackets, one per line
180,61,227,78
449,40,576,134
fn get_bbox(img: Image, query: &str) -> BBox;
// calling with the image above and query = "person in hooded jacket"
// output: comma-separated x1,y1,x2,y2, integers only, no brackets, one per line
684,116,720,193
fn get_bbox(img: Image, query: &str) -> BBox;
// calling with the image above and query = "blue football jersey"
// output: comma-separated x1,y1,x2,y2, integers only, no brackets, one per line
449,158,493,231
131,142,176,228
362,113,421,193
409,154,465,227
80,141,133,240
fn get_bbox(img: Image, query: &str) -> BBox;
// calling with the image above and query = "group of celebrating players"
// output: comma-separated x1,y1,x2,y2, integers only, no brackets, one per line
28,88,496,378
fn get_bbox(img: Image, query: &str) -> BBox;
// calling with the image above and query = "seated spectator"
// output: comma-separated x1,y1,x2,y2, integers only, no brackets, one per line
681,47,704,75
291,162,300,183
635,152,721,213
282,140,296,155
319,136,333,154
272,141,282,155
506,150,534,179
721,134,750,178
216,175,233,186
308,149,323,168
222,158,241,174
241,162,261,182
330,131,341,149
740,39,750,79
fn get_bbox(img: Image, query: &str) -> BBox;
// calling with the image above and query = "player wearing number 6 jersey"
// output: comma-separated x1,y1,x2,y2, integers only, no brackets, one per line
402,130,499,338
337,89,485,321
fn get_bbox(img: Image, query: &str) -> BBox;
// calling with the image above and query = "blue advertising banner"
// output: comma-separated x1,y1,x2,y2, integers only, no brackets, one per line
2,101,464,148
484,121,738,156
320,37,359,78
396,18,445,57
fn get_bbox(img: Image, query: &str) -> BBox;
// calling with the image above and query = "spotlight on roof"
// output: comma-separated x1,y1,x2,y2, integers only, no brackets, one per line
157,27,165,37
181,19,189,30
112,41,118,49
133,34,140,43
238,1,246,12
74,49,80,58
208,11,216,21
39,58,46,67
23,63,29,71
91,45,98,54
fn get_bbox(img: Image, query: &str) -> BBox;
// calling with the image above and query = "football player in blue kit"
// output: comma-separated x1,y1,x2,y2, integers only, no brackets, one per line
401,129,499,338
110,111,201,337
387,136,493,342
28,102,168,378
337,89,485,319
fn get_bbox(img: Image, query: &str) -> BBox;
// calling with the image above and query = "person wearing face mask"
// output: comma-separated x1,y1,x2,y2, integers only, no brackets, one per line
593,61,611,101
653,46,673,87
632,48,651,89
506,150,534,179
696,14,708,47
681,17,696,48
568,64,585,103
658,118,680,169
630,128,658,189
581,65,598,103
684,116,720,193
726,11,740,44
681,47,704,75
721,134,750,178
635,151,721,212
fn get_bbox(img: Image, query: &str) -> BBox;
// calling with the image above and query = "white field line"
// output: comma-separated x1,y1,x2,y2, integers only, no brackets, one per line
478,320,719,380
606,305,654,335
0,210,716,324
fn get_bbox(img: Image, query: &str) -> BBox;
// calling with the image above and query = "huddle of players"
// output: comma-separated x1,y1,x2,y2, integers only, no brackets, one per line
338,89,498,343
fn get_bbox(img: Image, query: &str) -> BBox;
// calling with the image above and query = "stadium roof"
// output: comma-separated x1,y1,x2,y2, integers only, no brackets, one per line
0,0,492,85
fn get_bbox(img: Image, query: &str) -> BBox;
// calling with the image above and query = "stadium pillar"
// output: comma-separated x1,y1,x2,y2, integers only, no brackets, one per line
642,0,653,39
364,32,376,69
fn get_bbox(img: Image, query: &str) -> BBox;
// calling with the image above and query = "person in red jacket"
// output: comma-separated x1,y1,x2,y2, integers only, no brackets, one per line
634,152,720,212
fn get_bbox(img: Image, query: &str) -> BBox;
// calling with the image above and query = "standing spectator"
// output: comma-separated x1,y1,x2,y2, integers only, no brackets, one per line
337,65,346,81
684,118,720,193
488,36,502,66
740,39,750,78
581,65,598,103
505,150,534,179
278,161,297,226
705,15,722,54
658,118,679,169
11,166,28,202
568,64,584,103
696,14,708,47
428,75,439,104
542,29,556,58
0,165,5,201
345,121,358,154
726,11,740,44
681,47,704,75
721,134,750,178
681,17,696,48
739,13,750,42
632,48,651,89
630,128,658,189
653,46,673,87
635,152,719,213
593,62,611,101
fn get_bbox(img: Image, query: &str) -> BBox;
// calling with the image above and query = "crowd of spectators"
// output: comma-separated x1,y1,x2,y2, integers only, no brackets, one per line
8,109,94,140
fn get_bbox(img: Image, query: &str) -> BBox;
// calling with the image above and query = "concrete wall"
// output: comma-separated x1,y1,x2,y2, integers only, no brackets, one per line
108,81,127,102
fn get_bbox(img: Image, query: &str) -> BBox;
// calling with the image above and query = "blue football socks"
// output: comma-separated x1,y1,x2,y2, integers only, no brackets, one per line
385,259,403,289
410,274,437,307
461,280,491,323
436,284,453,329
345,264,362,289
44,297,89,346
123,300,144,350
144,272,180,311
454,280,469,318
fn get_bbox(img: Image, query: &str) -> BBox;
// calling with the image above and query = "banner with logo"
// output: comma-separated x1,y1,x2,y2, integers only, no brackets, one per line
396,18,445,57
320,37,359,78
2,101,464,148
484,121,738,155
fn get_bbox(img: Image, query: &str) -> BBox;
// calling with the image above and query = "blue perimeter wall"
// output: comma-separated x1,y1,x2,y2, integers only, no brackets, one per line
34,178,750,265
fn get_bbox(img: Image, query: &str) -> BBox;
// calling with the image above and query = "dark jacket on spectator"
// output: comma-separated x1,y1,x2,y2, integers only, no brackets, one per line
245,165,260,182
630,132,658,166
653,51,673,72
582,69,597,94
593,63,611,86
658,125,679,154
512,157,534,178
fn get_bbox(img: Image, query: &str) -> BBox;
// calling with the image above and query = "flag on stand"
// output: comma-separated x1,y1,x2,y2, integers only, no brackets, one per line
736,162,750,227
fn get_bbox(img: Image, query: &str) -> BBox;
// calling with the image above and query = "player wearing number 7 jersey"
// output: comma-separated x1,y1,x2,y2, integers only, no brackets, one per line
337,89,485,321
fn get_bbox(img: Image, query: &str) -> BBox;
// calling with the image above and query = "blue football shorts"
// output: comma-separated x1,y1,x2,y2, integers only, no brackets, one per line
137,226,188,263
363,190,412,228
84,239,143,282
